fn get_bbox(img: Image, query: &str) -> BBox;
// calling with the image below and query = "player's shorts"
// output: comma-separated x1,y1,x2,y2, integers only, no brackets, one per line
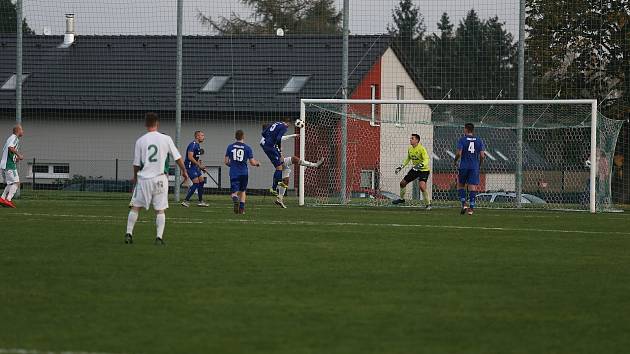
131,174,169,210
282,157,292,178
230,175,249,193
458,168,480,185
403,169,430,183
261,144,283,167
0,168,19,185
186,166,202,180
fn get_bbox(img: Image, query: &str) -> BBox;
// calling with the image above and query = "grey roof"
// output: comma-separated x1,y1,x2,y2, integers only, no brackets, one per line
0,35,393,112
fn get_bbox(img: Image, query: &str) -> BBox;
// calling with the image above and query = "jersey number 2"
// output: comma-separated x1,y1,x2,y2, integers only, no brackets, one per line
467,142,475,154
148,144,158,162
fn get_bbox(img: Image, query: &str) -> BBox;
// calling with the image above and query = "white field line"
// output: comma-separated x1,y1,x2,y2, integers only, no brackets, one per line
6,212,630,236
0,348,124,354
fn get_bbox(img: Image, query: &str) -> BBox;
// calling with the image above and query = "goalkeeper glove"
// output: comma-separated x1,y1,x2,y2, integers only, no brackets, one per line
395,165,403,174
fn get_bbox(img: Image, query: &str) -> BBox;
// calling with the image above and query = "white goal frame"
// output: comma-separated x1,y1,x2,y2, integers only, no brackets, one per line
299,99,599,213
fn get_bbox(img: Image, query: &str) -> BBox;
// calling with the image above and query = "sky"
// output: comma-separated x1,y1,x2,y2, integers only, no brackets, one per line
21,0,520,37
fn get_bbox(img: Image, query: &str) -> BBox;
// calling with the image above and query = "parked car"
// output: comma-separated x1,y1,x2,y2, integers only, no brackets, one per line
475,192,547,204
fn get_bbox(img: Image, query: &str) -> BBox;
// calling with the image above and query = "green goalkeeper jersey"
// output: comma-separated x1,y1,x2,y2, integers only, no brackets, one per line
402,144,430,172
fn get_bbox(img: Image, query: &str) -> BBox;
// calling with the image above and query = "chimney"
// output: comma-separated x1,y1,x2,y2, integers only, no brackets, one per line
58,14,75,48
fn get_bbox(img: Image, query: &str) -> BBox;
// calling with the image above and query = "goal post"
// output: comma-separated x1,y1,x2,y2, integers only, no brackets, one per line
299,99,621,213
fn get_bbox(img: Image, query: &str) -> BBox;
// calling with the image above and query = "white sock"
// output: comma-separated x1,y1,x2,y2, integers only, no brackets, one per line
278,185,286,201
299,159,316,168
6,184,18,201
1,185,9,199
126,209,139,235
156,213,166,239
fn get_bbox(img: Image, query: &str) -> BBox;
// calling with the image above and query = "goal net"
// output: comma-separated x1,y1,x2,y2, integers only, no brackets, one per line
298,99,623,213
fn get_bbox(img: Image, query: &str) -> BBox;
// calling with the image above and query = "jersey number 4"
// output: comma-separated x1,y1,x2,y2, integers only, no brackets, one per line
467,142,475,154
232,148,245,162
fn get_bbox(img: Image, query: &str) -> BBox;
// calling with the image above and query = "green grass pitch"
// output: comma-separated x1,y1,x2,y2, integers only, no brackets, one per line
1,196,629,354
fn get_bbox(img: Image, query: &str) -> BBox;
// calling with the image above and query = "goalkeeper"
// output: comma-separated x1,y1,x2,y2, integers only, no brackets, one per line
393,134,432,209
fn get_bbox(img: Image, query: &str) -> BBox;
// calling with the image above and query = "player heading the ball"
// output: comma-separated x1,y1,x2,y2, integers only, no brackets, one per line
182,130,209,208
393,134,432,209
453,123,485,215
125,112,189,245
225,130,260,214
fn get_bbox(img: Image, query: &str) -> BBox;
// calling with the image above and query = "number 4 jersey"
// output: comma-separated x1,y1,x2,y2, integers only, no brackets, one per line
457,135,485,170
226,142,254,178
134,131,182,179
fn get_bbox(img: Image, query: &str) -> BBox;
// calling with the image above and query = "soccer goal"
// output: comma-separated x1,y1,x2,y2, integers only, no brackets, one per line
298,99,623,213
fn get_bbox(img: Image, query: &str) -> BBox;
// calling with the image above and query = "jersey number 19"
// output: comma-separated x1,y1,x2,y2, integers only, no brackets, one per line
232,148,245,162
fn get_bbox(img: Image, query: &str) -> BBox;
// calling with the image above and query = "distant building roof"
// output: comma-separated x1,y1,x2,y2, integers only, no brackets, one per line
0,35,394,112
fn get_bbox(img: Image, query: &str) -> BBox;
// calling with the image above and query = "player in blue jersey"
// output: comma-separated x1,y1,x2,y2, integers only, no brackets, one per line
260,118,323,204
181,130,209,207
454,123,485,215
225,130,260,214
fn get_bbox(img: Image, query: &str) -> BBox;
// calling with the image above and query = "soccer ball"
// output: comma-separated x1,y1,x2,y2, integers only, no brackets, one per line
294,119,305,129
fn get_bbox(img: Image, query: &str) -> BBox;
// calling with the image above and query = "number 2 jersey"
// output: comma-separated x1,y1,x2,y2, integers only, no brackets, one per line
225,142,254,178
457,135,485,170
133,131,182,179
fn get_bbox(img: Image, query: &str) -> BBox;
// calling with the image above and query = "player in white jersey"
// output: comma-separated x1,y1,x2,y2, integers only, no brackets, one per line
0,125,24,208
125,113,188,245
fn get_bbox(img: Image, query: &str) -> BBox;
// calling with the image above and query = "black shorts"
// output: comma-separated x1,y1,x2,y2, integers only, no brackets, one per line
404,170,430,183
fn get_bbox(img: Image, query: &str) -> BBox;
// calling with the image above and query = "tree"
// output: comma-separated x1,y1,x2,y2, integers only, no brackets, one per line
424,12,456,97
0,0,34,34
196,0,342,35
526,0,630,120
387,0,426,45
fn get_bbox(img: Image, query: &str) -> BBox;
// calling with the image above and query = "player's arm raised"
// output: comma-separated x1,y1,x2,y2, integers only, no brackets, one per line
281,134,298,141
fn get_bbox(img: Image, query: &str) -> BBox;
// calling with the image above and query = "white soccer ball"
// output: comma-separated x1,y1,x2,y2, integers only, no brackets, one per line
294,119,305,129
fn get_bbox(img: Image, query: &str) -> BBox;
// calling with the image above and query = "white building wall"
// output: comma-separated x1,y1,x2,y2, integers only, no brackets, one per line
379,48,433,199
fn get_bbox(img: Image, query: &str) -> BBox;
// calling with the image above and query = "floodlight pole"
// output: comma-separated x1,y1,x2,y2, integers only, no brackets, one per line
174,0,183,201
16,0,23,124
340,0,349,204
515,0,526,207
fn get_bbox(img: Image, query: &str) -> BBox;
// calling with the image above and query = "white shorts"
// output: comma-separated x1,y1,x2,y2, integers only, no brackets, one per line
131,174,169,210
282,157,292,178
1,169,19,185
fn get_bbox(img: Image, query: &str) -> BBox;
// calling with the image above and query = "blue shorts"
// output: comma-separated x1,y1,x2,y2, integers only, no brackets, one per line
261,144,282,167
187,166,202,180
458,168,480,185
230,175,249,193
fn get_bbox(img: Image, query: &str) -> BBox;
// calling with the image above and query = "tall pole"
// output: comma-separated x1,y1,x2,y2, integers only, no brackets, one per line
340,0,349,204
174,0,183,201
16,0,23,124
515,0,525,207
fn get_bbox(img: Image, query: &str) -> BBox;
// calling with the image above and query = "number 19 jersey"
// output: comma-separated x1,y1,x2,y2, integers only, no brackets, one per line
226,142,254,178
134,131,182,179
457,135,485,170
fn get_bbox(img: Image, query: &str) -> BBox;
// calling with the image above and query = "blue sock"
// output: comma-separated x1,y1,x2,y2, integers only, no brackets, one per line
196,182,204,201
458,189,467,207
469,191,477,209
239,202,245,210
185,184,198,201
272,170,282,189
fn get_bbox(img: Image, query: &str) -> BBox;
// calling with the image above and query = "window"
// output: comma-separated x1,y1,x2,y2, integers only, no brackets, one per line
360,170,375,189
200,75,230,93
395,85,404,123
281,75,310,93
494,195,515,203
53,165,70,174
1,73,29,90
32,165,49,174
28,163,70,179
370,84,379,126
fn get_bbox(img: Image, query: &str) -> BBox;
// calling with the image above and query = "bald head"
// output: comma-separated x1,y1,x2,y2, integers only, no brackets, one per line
13,125,23,137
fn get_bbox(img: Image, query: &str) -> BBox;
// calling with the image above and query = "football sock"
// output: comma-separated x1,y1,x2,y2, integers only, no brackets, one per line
399,186,406,200
232,195,239,203
6,184,18,201
272,170,282,189
278,184,287,201
458,189,467,207
422,190,431,205
185,184,198,201
239,202,245,210
469,191,477,209
156,213,165,239
196,182,204,201
126,209,139,234
1,185,10,199
299,159,316,168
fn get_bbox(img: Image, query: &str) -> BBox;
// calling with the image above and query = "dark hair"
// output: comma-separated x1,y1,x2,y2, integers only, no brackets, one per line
235,129,244,140
145,112,159,127
465,123,475,133
411,134,420,141
282,116,292,123
194,130,203,137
